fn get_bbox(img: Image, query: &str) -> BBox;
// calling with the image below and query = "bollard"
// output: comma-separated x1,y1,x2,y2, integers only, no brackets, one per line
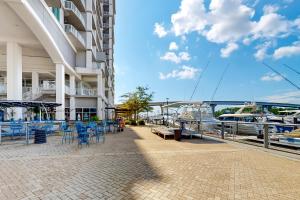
221,122,225,139
264,124,269,149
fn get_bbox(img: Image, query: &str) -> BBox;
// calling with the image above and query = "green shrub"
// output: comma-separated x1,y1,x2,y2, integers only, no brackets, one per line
91,116,99,121
125,120,131,125
130,119,137,126
137,120,145,126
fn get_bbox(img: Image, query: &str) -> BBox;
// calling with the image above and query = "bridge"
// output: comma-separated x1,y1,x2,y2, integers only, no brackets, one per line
149,100,300,116
149,100,300,108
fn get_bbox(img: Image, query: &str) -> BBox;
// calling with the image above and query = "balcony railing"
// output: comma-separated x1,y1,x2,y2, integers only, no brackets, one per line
103,33,110,39
104,11,110,16
103,44,110,49
103,23,110,28
64,1,85,30
65,24,85,48
76,88,97,96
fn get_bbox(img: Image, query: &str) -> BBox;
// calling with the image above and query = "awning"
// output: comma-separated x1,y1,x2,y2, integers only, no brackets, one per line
0,100,61,108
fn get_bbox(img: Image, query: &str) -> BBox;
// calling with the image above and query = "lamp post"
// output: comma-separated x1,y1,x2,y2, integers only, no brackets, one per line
166,98,169,127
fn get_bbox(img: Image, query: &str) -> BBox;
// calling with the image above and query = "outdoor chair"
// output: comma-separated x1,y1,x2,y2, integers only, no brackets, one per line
61,122,74,144
76,123,90,147
9,121,25,138
96,125,106,143
43,121,55,136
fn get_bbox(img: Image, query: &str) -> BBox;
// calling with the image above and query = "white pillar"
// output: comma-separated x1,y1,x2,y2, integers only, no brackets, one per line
32,72,39,95
69,75,76,120
97,72,103,119
7,42,22,120
55,64,65,120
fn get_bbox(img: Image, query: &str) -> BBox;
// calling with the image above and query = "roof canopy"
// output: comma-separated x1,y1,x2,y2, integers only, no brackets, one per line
0,100,61,108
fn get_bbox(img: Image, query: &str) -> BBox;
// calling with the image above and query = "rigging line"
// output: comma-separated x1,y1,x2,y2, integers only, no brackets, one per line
210,63,230,101
283,64,300,76
189,60,211,101
263,62,300,90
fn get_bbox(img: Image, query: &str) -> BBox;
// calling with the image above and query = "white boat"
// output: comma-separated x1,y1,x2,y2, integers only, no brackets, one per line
215,104,277,135
278,110,300,124
216,113,263,135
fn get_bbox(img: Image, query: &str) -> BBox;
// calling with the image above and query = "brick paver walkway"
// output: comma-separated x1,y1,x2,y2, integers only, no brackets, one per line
0,126,300,200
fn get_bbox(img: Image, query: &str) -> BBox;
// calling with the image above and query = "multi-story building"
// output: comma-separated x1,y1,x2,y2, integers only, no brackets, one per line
0,0,115,121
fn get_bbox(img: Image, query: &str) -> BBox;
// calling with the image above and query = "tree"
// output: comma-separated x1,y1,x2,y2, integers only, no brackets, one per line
121,86,154,120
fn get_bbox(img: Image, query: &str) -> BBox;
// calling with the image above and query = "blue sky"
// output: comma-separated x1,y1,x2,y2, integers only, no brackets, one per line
114,0,300,104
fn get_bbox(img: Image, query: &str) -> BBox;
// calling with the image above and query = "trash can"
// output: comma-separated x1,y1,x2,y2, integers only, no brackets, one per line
174,129,182,141
34,129,47,144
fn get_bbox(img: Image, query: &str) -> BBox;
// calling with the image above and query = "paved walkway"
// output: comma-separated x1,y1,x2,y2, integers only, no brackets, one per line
0,126,300,200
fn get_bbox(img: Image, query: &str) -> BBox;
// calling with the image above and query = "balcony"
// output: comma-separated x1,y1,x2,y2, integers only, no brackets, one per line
22,0,76,67
103,43,110,50
71,0,86,12
64,1,86,31
65,24,85,50
103,23,110,29
76,88,97,96
103,0,110,5
104,11,110,16
103,33,110,39
44,0,61,7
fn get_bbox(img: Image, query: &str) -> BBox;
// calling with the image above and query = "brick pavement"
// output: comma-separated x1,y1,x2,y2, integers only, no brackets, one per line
0,126,299,199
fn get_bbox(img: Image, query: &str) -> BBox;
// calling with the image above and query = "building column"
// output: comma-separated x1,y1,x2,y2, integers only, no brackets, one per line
55,64,65,120
97,72,103,119
69,75,76,120
7,42,22,120
32,72,39,95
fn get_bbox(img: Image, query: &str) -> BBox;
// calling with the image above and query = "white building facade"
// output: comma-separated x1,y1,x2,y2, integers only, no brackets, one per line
0,0,115,121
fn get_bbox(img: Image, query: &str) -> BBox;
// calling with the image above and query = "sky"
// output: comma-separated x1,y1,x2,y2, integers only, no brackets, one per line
114,0,300,104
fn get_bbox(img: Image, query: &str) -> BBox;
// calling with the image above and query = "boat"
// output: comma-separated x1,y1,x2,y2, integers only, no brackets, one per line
215,104,277,135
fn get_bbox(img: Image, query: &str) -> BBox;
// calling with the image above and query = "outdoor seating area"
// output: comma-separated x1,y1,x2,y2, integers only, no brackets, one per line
0,119,124,147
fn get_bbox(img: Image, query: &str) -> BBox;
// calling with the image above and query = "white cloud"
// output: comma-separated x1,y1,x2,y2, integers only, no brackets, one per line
166,0,300,58
169,42,179,51
273,43,300,59
159,66,199,80
154,23,167,38
294,18,300,29
252,13,291,39
260,73,283,82
263,4,280,14
264,91,300,103
254,41,272,60
220,42,239,58
171,0,207,36
205,0,255,44
160,51,191,64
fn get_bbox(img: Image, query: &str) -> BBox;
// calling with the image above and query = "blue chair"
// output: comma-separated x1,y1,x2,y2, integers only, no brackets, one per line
76,123,89,147
9,121,25,138
96,125,106,143
61,122,74,144
43,121,55,136
28,123,39,138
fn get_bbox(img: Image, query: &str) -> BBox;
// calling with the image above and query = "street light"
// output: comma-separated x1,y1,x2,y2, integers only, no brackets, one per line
166,98,169,127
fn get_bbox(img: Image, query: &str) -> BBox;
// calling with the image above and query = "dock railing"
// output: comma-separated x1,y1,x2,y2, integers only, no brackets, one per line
149,119,300,153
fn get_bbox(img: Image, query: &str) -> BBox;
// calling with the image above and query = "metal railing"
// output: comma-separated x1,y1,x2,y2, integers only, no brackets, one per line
150,119,300,153
76,88,97,96
64,24,85,47
64,1,86,28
